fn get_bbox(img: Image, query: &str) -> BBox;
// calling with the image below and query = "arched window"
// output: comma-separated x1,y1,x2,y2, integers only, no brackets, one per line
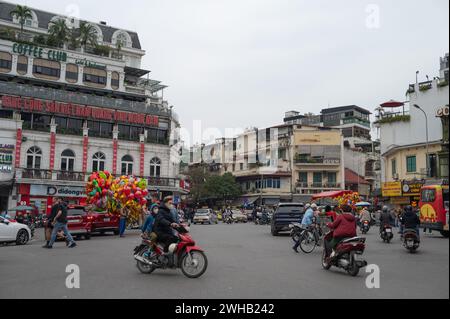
92,152,106,172
26,147,42,169
150,157,161,177
121,155,133,176
61,149,75,171
113,30,132,48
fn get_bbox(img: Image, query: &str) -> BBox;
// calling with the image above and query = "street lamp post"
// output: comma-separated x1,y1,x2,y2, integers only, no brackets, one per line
413,104,429,178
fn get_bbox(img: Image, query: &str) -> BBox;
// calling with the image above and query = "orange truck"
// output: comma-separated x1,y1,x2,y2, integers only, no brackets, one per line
419,181,449,238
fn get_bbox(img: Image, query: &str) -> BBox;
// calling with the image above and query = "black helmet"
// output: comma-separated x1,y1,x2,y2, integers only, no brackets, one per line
404,205,413,213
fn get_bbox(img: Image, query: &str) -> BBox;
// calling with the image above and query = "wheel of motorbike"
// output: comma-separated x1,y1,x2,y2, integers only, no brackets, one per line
347,261,360,277
136,250,156,274
180,251,208,279
16,229,29,245
299,231,317,254
321,249,331,270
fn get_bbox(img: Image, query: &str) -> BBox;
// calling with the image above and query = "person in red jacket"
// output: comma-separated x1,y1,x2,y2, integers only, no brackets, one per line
326,205,357,258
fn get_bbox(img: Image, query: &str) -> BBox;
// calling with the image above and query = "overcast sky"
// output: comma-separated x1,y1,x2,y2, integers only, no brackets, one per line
10,0,450,145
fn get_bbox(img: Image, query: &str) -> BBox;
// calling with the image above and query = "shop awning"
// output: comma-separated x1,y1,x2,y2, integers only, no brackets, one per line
311,190,353,200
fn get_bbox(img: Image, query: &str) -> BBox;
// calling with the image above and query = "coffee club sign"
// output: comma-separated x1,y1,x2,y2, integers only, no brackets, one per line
13,43,67,62
1,95,159,126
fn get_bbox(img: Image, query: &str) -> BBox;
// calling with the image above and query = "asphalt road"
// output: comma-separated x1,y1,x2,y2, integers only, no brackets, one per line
0,222,448,299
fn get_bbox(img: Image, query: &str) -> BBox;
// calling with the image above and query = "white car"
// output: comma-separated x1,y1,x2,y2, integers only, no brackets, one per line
0,216,32,245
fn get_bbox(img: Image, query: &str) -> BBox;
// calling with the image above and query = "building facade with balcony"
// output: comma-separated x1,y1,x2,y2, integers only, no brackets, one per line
186,124,346,206
0,2,187,213
377,53,449,206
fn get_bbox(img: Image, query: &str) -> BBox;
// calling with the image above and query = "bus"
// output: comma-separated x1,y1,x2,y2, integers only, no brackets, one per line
419,181,449,238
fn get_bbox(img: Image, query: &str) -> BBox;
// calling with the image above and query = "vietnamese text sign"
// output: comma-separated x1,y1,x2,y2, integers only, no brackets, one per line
382,182,402,197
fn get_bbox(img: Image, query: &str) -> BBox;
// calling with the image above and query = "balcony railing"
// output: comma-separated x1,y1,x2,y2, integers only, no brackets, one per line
17,168,185,189
294,157,341,165
0,81,171,117
21,168,52,180
296,182,341,189
57,171,86,182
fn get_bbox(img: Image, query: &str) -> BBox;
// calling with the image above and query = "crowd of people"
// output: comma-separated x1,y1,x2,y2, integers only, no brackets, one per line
291,201,422,255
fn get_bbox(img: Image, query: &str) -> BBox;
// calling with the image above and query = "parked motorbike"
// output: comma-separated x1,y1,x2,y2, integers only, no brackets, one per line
134,225,208,278
360,220,370,234
402,228,420,253
380,224,394,243
322,232,368,277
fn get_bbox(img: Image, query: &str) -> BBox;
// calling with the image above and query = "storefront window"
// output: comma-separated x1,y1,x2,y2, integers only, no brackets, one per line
66,118,83,135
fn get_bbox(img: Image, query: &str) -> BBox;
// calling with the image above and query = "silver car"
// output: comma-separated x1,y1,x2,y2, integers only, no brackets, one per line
193,209,218,225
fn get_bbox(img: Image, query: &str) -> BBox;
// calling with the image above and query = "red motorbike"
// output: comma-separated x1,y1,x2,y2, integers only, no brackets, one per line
322,231,368,276
134,225,208,278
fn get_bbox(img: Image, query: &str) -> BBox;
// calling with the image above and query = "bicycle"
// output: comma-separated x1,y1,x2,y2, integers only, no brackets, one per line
299,216,330,254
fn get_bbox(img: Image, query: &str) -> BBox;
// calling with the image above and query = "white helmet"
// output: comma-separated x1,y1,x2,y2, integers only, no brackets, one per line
305,203,311,208
311,203,318,209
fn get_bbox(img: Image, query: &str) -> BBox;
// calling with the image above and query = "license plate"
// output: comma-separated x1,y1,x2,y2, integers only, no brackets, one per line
386,229,392,233
104,218,110,222
69,220,81,223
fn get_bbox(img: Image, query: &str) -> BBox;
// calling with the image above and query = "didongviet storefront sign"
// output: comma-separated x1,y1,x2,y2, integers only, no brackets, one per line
1,95,159,126
30,185,85,198
402,180,425,196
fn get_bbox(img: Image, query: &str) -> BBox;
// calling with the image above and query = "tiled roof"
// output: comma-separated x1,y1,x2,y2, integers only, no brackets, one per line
0,1,142,49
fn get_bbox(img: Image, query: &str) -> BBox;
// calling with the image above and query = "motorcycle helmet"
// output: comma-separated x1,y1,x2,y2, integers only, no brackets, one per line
311,203,318,209
404,205,413,213
305,203,311,209
382,206,389,213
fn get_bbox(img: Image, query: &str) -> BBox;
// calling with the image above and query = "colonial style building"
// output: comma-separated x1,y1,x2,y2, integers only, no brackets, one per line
376,53,449,206
0,2,187,213
188,124,345,206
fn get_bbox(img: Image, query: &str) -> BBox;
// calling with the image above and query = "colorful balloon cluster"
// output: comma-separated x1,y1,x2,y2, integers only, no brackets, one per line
109,176,149,222
86,171,114,211
336,192,361,210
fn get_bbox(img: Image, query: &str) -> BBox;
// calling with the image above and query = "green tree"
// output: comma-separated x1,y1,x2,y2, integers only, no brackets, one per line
10,5,32,39
48,19,70,48
186,166,210,204
204,173,241,202
78,22,98,51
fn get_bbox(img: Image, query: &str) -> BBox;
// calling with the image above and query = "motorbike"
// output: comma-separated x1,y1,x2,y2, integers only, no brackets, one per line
360,220,370,234
224,215,234,224
402,228,420,253
322,231,368,277
134,225,208,278
380,224,394,243
255,213,271,225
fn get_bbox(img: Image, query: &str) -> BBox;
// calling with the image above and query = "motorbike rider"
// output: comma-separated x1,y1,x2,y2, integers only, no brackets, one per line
153,196,180,254
292,203,316,253
359,207,372,226
401,205,421,242
379,206,394,233
325,204,357,259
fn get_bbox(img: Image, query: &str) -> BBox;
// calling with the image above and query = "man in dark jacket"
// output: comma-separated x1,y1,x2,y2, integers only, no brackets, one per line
379,206,395,233
153,196,179,253
326,205,357,258
401,205,421,241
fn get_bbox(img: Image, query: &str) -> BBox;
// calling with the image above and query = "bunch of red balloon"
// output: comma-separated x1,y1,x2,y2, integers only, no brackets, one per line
111,176,149,210
86,171,114,211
